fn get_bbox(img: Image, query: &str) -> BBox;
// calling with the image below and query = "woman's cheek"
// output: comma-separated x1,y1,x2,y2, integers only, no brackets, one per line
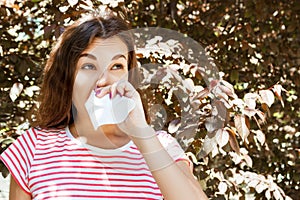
73,73,97,110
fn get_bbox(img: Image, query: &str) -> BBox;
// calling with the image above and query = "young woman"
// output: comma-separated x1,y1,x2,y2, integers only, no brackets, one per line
0,13,208,200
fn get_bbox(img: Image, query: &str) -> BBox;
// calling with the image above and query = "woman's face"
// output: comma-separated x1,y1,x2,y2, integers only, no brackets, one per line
72,36,129,114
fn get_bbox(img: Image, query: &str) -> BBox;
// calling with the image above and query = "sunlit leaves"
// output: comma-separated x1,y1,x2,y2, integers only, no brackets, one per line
272,84,287,107
204,100,227,134
23,85,40,97
215,128,229,148
252,129,266,145
225,169,293,200
234,114,250,142
198,134,217,159
226,127,240,154
98,0,124,8
67,0,78,7
259,89,275,108
217,181,227,194
168,119,180,134
244,92,259,109
9,82,23,102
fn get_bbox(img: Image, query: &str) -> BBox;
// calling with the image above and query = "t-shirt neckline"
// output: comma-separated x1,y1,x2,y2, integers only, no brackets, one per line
65,126,134,154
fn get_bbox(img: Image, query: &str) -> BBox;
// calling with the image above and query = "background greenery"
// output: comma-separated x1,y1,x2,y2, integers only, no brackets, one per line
0,0,299,199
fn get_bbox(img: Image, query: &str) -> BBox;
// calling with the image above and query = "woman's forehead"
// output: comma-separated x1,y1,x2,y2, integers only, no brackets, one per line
83,36,129,57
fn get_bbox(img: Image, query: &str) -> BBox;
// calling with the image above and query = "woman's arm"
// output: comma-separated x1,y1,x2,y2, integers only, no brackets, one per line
9,176,31,200
132,126,208,200
104,81,208,199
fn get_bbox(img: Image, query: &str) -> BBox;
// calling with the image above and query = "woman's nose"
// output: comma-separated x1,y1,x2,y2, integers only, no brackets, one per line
96,70,119,88
96,70,110,88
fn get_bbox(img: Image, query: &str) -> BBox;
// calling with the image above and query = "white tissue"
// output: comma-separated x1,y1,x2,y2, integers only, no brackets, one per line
85,91,136,130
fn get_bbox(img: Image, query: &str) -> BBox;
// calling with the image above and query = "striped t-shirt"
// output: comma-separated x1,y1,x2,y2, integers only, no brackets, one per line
0,127,189,200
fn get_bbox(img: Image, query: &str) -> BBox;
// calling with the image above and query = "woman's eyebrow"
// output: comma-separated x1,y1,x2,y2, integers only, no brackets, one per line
79,53,126,61
79,53,97,60
111,54,127,61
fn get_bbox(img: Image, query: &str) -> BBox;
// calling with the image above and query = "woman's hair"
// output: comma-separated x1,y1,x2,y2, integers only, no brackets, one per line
33,13,138,129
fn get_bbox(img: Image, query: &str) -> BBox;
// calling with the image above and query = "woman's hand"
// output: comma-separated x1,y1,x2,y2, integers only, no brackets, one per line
95,80,150,137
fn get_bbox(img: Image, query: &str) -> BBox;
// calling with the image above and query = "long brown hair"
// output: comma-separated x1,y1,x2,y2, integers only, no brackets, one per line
34,14,138,129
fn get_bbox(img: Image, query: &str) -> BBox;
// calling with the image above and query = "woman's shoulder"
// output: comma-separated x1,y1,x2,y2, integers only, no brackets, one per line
20,126,67,141
33,126,66,134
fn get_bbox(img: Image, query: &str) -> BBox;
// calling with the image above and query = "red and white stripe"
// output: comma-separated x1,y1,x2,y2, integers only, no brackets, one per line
1,127,188,200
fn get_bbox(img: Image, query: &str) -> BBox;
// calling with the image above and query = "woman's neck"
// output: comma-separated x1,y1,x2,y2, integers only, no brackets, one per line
69,118,130,149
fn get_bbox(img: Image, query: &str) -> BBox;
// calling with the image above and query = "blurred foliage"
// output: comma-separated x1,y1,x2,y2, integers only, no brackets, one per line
0,0,299,199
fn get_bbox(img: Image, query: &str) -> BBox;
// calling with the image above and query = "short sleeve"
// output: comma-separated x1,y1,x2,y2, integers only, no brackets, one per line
0,128,37,194
156,130,191,166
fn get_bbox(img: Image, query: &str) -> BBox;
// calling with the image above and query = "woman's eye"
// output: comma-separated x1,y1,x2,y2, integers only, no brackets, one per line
81,64,96,70
111,64,124,70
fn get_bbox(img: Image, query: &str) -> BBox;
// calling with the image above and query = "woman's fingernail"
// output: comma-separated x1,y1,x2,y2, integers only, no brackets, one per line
95,89,101,96
109,92,112,99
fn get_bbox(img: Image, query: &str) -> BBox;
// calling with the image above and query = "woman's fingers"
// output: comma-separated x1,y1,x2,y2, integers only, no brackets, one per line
116,81,136,98
95,80,137,99
95,85,111,98
110,83,119,99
